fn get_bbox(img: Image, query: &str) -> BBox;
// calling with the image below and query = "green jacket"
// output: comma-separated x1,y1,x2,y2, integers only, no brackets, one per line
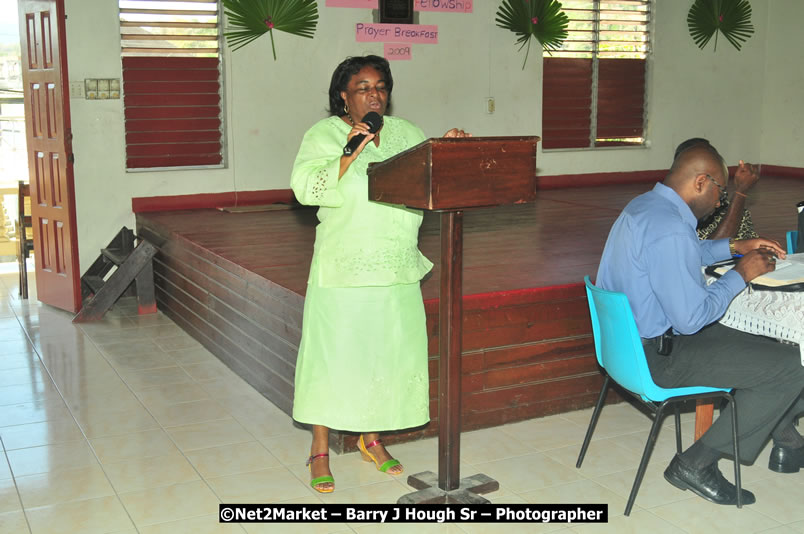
291,115,433,287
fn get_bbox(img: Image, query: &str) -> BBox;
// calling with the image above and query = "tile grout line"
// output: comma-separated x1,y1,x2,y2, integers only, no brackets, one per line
1,300,149,533
2,297,227,531
76,309,239,529
74,303,281,532
0,435,34,534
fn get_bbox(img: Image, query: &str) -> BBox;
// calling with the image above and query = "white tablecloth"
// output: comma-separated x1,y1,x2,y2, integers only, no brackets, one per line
716,284,804,364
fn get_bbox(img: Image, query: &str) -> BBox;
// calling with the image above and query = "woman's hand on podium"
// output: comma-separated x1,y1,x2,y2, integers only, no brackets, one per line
443,128,471,138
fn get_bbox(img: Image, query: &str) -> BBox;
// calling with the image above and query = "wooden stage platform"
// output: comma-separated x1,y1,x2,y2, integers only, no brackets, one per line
135,176,802,452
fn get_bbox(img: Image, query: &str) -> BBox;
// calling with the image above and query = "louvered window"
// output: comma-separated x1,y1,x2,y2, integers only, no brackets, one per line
542,0,650,149
119,0,223,169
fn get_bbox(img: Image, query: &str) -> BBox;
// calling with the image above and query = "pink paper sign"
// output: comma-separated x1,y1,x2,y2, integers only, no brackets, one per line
415,0,473,13
326,0,378,7
384,43,413,60
355,23,438,43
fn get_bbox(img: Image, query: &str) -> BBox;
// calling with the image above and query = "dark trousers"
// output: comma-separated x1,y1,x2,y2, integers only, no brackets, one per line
645,323,804,463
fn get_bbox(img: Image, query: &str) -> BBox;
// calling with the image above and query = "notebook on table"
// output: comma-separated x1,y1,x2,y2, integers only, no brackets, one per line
706,253,804,291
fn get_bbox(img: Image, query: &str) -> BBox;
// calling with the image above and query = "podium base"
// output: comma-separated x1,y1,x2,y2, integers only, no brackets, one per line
397,471,499,504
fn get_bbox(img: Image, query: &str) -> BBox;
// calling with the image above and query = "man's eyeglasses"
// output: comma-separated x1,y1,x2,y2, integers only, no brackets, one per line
705,174,728,203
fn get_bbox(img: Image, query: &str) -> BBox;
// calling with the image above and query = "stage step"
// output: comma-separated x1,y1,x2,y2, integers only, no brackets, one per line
101,246,130,266
80,227,136,300
74,227,158,322
82,275,105,294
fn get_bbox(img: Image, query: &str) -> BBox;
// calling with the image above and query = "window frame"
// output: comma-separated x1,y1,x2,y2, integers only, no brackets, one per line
119,0,226,171
542,0,652,151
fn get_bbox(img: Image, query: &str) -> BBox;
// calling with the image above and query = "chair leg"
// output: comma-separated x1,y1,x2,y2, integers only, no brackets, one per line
626,402,667,516
674,404,682,454
20,251,28,300
576,375,610,468
727,393,742,509
18,251,23,297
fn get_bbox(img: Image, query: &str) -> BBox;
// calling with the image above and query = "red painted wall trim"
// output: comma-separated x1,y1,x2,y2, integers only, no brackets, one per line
536,169,665,189
759,165,804,180
132,189,296,213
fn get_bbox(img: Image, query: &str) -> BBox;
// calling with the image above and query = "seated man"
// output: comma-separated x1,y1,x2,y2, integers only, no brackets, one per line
673,138,759,240
597,145,804,506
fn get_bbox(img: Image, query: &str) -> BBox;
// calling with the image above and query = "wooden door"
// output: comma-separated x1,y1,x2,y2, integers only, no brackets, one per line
18,0,81,312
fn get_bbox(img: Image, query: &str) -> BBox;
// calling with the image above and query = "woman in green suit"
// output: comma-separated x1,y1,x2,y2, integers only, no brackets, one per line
290,55,468,493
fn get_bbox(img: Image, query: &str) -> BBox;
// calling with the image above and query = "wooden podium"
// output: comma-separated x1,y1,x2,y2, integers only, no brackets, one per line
367,136,540,503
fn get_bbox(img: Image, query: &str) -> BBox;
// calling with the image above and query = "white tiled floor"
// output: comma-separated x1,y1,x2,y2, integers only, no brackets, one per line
1,269,803,533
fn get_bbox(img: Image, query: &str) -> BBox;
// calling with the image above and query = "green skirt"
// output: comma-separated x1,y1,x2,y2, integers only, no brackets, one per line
292,281,430,432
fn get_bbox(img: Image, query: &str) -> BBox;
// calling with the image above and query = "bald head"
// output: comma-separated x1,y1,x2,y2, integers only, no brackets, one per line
665,146,726,189
664,146,728,221
673,137,715,162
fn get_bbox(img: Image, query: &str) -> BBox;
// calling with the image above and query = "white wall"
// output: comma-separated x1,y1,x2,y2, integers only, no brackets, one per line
760,0,804,168
588,0,768,172
219,2,543,192
65,0,236,271
64,0,797,271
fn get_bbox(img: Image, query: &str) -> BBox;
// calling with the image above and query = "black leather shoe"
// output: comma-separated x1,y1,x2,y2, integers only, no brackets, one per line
768,445,804,473
663,454,755,506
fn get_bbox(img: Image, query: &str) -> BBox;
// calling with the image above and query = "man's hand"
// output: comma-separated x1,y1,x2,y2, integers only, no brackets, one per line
733,248,779,283
733,237,786,259
734,160,759,194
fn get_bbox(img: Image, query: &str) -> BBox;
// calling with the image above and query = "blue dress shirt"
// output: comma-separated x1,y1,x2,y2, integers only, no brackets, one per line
596,183,747,338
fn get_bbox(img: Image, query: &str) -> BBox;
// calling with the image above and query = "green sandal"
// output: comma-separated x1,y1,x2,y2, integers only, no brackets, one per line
358,435,403,475
306,453,334,493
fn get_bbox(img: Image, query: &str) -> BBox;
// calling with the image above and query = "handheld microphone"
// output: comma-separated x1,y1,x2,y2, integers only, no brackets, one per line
343,112,383,156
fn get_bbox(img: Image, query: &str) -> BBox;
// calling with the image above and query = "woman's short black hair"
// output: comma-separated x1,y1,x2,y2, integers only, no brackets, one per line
327,55,393,117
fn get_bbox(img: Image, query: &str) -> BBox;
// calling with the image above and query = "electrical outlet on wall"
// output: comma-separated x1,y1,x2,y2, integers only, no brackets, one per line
110,79,120,99
84,79,98,100
97,79,110,100
69,81,84,98
485,97,495,114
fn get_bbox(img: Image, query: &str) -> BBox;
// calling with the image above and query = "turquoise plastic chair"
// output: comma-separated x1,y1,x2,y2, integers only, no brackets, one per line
787,230,799,254
577,276,741,515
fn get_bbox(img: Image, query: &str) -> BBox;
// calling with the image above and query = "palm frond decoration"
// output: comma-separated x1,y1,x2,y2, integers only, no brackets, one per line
222,0,318,60
496,0,569,69
688,0,755,52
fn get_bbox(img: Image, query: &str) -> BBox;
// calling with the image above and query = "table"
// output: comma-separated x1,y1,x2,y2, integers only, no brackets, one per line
695,279,804,439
